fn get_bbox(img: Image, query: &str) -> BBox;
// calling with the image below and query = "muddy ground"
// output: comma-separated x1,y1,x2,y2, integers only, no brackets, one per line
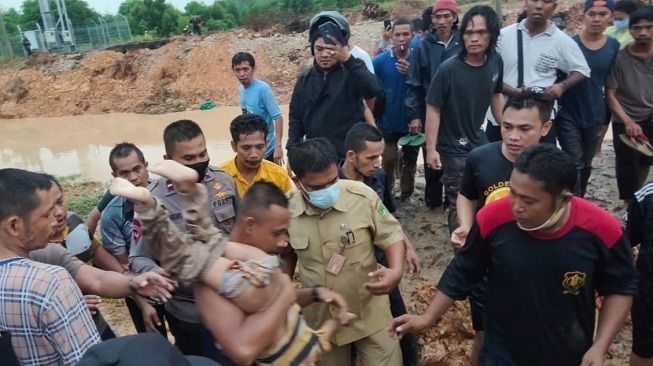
85,142,634,366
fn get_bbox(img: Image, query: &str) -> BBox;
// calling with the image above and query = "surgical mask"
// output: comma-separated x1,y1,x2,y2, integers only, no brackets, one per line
516,196,569,232
302,181,341,210
185,160,210,182
614,18,629,30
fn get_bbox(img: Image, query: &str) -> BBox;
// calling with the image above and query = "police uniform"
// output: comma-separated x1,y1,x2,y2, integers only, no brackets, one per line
129,165,238,355
287,179,404,365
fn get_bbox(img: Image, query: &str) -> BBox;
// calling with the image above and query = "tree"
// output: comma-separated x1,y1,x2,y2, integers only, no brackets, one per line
119,0,180,37
19,0,100,28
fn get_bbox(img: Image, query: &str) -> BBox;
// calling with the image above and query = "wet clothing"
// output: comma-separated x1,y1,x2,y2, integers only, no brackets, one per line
427,54,502,157
459,141,513,206
287,180,404,365
239,79,283,159
438,196,638,365
129,165,238,355
287,57,380,158
628,181,653,358
219,158,292,197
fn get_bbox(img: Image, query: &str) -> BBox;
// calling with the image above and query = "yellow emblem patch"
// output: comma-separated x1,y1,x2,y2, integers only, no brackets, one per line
213,182,223,190
562,271,586,295
378,203,389,219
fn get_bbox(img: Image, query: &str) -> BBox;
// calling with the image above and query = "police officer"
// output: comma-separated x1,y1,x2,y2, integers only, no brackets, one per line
284,138,405,366
129,119,238,358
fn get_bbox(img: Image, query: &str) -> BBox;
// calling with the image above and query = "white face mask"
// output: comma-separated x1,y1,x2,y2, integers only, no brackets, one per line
516,195,569,232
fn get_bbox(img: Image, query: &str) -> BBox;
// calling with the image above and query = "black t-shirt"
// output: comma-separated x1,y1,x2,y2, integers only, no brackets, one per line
426,53,503,157
459,141,513,207
438,197,638,365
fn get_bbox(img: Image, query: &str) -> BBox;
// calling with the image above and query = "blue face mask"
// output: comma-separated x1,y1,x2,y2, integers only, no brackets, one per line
305,182,341,210
614,18,629,30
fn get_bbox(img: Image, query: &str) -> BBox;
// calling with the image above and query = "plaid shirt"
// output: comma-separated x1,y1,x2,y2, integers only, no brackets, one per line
0,257,100,365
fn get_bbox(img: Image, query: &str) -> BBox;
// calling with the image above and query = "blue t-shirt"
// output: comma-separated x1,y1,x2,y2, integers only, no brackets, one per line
557,36,620,127
373,50,413,133
239,79,282,157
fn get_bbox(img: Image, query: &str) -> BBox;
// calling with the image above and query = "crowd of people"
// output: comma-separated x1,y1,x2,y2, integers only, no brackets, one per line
1,0,653,365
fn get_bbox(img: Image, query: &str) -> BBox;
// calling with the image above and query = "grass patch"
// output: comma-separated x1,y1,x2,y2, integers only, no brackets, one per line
58,177,106,218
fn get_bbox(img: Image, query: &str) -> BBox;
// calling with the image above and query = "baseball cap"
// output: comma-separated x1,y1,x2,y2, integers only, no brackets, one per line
77,334,219,366
584,0,616,12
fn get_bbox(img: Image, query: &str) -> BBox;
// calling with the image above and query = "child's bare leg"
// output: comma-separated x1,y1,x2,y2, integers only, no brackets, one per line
148,160,198,193
109,178,154,207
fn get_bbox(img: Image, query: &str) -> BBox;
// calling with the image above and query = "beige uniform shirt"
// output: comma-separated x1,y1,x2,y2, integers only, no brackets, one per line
287,180,404,346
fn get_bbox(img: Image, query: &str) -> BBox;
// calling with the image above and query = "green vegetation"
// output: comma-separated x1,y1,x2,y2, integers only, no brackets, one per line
2,0,397,41
57,175,105,218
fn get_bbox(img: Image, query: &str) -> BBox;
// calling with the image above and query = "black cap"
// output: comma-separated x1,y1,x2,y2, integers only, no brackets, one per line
77,334,220,366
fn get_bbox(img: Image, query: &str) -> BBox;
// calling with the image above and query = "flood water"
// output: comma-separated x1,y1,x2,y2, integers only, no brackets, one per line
0,105,289,182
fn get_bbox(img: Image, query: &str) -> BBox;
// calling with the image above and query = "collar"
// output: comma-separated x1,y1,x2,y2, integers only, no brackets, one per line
517,19,557,37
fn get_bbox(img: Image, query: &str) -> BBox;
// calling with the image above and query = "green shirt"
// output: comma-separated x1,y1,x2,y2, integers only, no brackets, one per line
605,26,632,49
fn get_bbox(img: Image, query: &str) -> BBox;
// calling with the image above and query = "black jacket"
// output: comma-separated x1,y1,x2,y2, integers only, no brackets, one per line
287,56,380,157
405,30,461,121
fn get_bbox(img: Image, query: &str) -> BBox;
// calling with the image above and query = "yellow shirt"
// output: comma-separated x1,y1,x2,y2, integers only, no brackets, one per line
605,26,633,49
219,158,293,197
287,180,405,345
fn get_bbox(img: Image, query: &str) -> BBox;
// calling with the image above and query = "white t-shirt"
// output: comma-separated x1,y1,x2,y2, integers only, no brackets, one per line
487,20,591,125
351,45,375,74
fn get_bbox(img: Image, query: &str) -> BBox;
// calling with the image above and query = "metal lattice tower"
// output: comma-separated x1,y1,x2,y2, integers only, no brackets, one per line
39,0,76,52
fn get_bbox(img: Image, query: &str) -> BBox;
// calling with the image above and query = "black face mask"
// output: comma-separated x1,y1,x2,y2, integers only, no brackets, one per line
185,160,210,182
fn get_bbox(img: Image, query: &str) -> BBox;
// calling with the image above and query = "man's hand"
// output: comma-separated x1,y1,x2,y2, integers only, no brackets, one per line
130,272,177,301
395,58,410,75
364,265,402,295
404,237,421,279
580,345,605,366
450,226,469,251
382,25,392,42
409,119,422,134
624,121,644,137
545,83,566,99
84,295,102,315
388,313,431,340
426,148,442,170
274,145,284,166
315,288,352,326
325,36,351,63
141,301,162,333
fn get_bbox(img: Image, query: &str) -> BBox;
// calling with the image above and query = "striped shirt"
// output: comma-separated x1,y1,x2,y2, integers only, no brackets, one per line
0,257,100,365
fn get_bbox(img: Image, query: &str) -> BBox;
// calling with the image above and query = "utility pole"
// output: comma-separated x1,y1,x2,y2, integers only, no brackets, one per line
0,11,14,58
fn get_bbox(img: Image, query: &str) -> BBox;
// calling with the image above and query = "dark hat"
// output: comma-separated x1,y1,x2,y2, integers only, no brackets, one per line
584,0,616,12
77,334,219,366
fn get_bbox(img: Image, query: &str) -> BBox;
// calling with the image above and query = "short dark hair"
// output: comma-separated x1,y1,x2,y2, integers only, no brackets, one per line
411,17,423,32
237,181,288,222
458,5,500,59
287,138,338,178
40,173,61,191
109,142,145,172
230,114,269,143
503,89,554,123
163,120,204,156
421,6,434,32
231,52,255,69
0,168,53,222
630,5,653,28
392,17,413,31
615,0,639,14
344,122,383,154
513,144,576,196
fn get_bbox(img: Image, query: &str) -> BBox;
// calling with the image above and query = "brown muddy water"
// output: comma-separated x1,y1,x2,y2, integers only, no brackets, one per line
0,105,289,181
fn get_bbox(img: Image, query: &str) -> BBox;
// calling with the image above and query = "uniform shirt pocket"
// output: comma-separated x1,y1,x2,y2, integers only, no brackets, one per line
213,205,235,223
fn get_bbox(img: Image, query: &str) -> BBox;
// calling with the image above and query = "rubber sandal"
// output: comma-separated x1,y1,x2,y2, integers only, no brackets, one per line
619,134,653,157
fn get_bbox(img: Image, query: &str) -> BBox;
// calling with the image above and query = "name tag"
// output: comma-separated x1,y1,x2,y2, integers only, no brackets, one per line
326,252,346,276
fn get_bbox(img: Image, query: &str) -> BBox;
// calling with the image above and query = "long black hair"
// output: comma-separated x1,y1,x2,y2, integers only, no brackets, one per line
458,5,500,59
